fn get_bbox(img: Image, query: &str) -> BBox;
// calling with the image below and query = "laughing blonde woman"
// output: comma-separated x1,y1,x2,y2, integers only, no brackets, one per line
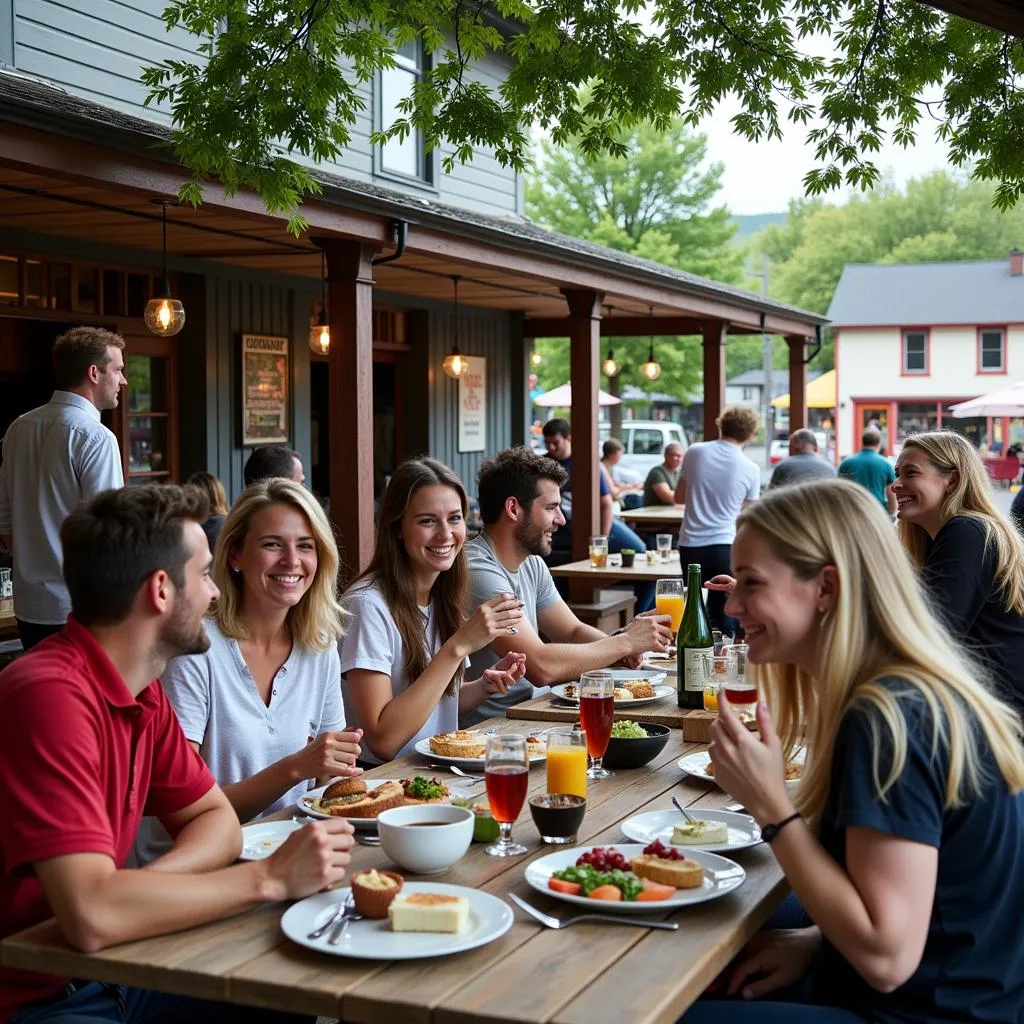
893,430,1024,715
682,478,1024,1023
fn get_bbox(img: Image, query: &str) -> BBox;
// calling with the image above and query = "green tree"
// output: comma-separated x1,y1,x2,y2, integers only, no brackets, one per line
145,1,1024,230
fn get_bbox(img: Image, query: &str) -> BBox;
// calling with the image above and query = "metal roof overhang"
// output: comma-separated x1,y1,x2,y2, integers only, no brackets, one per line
925,1,1024,36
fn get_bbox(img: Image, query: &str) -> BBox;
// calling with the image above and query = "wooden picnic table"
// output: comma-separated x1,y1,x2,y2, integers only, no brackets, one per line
1,716,786,1024
551,550,683,583
618,505,685,531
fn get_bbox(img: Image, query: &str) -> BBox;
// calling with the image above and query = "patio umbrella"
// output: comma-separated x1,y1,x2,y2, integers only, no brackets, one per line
532,383,621,407
771,369,837,409
948,381,1024,417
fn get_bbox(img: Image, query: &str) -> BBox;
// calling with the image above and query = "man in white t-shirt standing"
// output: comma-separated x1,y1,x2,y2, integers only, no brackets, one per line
0,326,126,650
674,406,760,632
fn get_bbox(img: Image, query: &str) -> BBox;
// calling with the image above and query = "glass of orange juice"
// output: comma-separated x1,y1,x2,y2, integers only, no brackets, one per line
701,652,730,712
655,578,684,639
545,727,588,799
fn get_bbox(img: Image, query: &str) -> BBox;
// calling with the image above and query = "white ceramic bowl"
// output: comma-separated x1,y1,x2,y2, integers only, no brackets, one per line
377,804,474,875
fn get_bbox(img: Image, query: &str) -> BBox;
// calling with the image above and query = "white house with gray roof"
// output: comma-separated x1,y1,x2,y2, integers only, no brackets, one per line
828,249,1024,459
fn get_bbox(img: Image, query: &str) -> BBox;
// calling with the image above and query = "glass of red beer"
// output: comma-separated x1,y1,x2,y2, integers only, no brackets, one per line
484,735,530,857
723,643,756,717
580,671,615,781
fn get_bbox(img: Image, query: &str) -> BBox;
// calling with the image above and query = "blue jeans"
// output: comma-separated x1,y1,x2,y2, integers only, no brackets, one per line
680,1002,866,1022
10,980,313,1024
608,520,653,611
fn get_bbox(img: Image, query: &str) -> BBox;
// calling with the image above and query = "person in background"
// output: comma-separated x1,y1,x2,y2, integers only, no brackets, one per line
461,447,672,726
769,429,836,489
187,471,231,552
0,326,126,650
340,458,527,763
0,484,350,1024
682,478,1024,1023
838,428,897,515
893,431,1024,717
600,439,644,509
243,445,305,487
674,405,760,632
1009,482,1024,537
135,479,362,863
643,442,685,507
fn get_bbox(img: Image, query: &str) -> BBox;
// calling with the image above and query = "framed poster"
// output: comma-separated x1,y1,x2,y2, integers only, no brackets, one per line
241,334,290,445
458,356,486,453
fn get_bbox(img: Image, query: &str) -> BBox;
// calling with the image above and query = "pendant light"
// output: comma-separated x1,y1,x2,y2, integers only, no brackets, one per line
308,250,331,354
530,349,543,367
442,275,468,379
144,200,186,337
641,305,663,382
602,346,620,378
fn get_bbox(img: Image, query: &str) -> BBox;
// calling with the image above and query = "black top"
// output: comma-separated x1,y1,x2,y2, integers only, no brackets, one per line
201,514,226,554
923,515,1024,717
814,684,1024,1023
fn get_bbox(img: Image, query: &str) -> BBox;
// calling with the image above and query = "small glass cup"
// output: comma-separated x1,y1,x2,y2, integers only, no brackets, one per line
0,568,11,600
713,630,734,657
656,534,674,562
484,735,530,857
724,644,756,719
606,552,622,568
588,535,608,568
579,671,615,781
701,652,731,712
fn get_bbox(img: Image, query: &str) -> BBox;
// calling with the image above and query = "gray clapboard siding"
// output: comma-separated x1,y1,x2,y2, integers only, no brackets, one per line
2,0,14,66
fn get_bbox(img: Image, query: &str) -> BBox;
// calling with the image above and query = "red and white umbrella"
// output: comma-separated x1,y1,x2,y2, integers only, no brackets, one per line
532,383,621,407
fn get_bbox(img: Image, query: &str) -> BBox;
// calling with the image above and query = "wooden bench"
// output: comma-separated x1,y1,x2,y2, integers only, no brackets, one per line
568,589,636,632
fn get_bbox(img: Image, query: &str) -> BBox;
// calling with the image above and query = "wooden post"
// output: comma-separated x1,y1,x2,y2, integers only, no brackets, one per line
786,335,808,432
702,321,727,441
563,288,603,563
320,238,377,583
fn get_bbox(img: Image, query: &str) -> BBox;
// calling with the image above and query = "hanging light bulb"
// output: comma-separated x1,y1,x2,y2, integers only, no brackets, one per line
144,201,186,337
308,250,331,354
602,347,620,377
443,275,469,379
641,306,662,381
530,349,543,368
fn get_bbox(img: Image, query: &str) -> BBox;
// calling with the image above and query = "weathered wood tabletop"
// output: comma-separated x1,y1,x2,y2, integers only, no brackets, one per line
618,506,685,530
1,716,786,1024
550,551,683,582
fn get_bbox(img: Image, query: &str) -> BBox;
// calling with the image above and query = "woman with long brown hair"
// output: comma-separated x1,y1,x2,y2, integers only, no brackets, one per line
341,458,526,763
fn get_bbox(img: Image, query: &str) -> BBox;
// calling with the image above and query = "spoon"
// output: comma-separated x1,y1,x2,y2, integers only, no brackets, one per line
355,833,381,846
672,795,698,825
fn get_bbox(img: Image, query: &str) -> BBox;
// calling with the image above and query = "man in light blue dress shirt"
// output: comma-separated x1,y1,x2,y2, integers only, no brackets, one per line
0,326,126,649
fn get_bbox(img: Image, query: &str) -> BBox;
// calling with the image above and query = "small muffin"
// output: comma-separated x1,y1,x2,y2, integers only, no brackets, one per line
350,868,405,919
323,777,368,801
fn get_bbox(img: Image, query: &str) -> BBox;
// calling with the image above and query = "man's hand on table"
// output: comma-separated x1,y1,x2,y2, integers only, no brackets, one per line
259,818,355,901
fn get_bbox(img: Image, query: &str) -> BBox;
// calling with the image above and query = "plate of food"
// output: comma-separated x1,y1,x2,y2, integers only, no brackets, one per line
551,673,672,706
619,808,761,852
239,819,304,861
524,843,745,912
677,750,805,793
298,776,471,829
414,731,547,767
281,881,514,960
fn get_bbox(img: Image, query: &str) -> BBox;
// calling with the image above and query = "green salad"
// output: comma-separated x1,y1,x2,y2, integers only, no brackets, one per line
610,719,648,739
551,864,644,900
401,776,448,800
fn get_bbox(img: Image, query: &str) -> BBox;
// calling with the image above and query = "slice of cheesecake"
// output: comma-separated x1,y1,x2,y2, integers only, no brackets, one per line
388,891,469,934
671,819,729,845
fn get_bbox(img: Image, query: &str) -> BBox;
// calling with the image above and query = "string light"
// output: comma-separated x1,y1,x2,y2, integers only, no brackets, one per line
641,305,662,381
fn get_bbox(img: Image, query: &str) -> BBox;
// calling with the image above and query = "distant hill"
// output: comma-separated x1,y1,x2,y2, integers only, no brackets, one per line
731,212,787,242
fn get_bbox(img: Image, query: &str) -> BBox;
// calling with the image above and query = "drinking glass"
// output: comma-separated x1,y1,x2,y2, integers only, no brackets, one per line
655,578,684,640
724,643,756,712
701,652,731,712
484,735,530,857
607,553,622,568
713,630,734,657
0,568,11,600
545,727,588,801
656,534,674,562
579,671,615,780
589,535,608,568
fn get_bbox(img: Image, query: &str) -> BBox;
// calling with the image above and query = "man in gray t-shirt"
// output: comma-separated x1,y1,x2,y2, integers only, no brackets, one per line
461,448,673,727
769,429,836,489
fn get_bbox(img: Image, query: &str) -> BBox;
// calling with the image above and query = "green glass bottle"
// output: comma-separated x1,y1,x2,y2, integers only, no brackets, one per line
677,563,713,709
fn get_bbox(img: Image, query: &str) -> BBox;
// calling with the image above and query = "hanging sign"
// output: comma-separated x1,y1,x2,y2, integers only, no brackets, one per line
458,356,486,453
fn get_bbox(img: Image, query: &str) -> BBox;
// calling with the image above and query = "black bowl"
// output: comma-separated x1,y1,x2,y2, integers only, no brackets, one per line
601,723,671,769
529,793,587,842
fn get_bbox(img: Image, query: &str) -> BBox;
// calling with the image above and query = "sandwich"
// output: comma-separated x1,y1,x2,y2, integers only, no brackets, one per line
315,778,405,818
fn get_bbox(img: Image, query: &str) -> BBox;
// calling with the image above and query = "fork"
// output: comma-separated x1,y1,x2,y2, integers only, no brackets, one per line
327,892,361,945
426,763,485,783
508,893,678,931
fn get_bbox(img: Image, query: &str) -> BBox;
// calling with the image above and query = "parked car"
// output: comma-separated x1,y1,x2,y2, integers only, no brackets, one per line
769,431,828,465
599,421,688,478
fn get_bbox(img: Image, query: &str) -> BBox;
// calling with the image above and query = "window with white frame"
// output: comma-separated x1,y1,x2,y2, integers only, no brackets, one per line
902,330,928,374
379,41,431,183
980,328,1005,372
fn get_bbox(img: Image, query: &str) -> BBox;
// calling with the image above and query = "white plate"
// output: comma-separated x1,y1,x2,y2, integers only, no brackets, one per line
413,737,546,769
677,750,805,793
620,808,762,853
298,779,471,830
281,883,513,960
551,681,673,707
524,843,744,912
239,819,304,861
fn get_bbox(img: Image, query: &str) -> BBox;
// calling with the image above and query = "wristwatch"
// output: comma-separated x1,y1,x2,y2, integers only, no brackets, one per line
762,812,801,844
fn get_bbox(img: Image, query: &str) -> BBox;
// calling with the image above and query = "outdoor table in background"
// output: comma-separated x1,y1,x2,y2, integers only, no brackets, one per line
551,551,683,584
0,598,17,640
618,505,685,531
1,716,786,1024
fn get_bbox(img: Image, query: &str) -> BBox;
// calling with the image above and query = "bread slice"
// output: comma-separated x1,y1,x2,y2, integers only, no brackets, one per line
623,680,656,698
323,777,368,801
630,854,704,889
317,780,405,819
429,730,487,758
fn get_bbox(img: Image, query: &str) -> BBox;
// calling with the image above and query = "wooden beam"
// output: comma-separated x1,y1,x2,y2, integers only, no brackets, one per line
564,288,603,563
786,336,808,432
524,316,713,338
925,1,1024,36
321,239,377,583
702,322,727,440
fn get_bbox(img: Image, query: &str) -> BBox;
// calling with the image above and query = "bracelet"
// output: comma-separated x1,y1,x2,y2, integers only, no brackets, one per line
762,812,801,844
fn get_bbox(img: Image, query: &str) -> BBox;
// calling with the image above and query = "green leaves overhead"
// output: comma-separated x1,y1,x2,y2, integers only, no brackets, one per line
146,1,1024,229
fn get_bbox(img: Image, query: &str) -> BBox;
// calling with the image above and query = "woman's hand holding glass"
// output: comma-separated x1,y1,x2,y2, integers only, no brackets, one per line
453,594,525,658
480,652,528,695
708,696,793,826
292,727,364,782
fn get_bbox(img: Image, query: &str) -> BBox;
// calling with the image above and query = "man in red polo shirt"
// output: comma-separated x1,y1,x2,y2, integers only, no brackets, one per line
0,485,354,1024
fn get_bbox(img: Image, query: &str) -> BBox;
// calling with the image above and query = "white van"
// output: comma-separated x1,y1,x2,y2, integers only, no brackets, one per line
600,421,688,478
